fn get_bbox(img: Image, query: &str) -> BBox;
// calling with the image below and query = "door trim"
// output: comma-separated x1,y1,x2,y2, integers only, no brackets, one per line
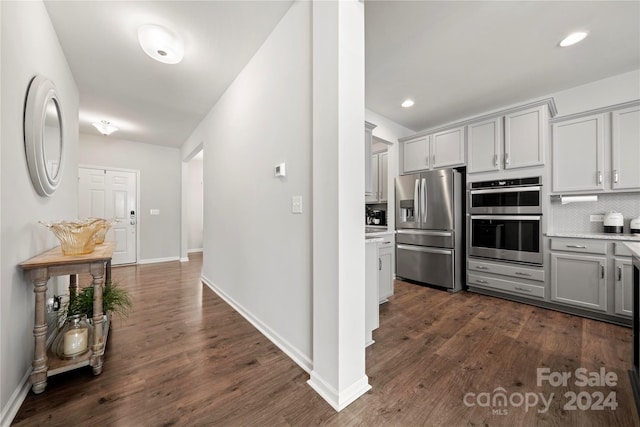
79,164,141,265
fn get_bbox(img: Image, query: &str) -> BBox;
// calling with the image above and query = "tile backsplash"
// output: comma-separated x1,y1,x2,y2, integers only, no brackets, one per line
550,192,640,233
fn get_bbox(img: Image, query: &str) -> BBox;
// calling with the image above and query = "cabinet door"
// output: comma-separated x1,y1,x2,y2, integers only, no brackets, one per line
379,152,388,202
365,122,376,196
614,258,633,317
468,117,502,174
431,127,465,169
504,106,545,169
403,136,429,173
612,106,640,190
365,154,379,203
552,114,605,193
550,253,606,312
378,244,393,303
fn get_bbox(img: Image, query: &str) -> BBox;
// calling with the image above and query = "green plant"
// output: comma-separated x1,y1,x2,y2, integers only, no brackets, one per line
63,281,132,320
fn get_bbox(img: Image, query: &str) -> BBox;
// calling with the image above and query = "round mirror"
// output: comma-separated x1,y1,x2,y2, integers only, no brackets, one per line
24,75,64,197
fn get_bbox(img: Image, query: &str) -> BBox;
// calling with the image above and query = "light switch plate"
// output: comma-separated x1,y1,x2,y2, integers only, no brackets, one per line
291,196,302,214
590,214,604,222
275,163,286,177
150,209,160,215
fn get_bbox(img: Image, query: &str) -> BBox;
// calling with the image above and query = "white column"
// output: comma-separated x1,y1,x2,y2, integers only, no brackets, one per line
309,0,369,411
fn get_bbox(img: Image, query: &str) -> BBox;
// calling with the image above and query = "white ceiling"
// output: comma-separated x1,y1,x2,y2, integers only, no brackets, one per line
44,1,640,146
44,0,294,147
365,1,640,132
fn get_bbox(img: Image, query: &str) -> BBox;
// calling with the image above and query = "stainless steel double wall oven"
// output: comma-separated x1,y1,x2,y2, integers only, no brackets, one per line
469,177,543,265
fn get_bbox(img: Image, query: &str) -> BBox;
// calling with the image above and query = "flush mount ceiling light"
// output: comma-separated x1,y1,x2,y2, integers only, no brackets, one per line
138,24,184,64
401,99,415,108
92,120,119,136
559,31,589,47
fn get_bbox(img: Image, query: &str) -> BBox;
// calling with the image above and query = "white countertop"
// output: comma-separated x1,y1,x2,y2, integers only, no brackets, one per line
365,236,385,244
624,242,640,258
546,232,640,242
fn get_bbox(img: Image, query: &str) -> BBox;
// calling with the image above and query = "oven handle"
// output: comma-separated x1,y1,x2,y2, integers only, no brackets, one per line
397,244,452,256
471,215,542,221
470,186,541,195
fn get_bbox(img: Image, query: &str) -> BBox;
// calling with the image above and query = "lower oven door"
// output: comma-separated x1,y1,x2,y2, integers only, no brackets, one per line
470,215,542,264
396,244,454,289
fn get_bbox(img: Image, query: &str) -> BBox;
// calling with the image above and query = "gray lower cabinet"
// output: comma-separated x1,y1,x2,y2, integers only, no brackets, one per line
550,252,607,312
614,257,633,317
378,241,393,303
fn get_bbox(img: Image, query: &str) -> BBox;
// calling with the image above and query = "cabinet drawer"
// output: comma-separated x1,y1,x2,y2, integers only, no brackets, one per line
468,274,545,298
614,242,633,257
550,238,607,255
468,260,544,282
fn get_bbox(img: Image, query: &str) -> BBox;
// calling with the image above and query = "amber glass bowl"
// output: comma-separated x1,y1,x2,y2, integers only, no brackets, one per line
90,218,116,244
40,219,102,255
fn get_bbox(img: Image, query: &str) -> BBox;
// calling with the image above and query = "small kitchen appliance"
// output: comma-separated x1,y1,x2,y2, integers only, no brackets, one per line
630,216,640,234
603,211,624,234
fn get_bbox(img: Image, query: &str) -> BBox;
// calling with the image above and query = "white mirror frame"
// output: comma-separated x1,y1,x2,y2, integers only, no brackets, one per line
24,75,64,197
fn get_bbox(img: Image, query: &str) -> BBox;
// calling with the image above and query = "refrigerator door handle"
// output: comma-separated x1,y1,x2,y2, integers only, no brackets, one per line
421,178,427,224
413,179,420,220
396,229,452,237
397,244,453,256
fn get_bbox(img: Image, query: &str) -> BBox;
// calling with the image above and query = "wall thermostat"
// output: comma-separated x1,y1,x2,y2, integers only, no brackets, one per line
275,163,286,177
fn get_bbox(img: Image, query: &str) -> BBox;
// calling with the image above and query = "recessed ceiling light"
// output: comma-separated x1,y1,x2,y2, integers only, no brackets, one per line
559,31,588,47
138,24,184,64
401,99,415,108
92,120,119,136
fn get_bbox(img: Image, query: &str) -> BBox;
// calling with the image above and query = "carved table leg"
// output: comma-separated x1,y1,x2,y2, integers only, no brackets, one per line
89,262,105,375
29,268,49,394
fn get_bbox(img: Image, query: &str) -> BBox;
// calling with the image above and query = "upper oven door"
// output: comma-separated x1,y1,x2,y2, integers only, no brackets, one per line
469,186,542,214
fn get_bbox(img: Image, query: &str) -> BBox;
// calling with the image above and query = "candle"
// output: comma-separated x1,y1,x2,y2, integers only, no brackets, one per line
63,327,88,356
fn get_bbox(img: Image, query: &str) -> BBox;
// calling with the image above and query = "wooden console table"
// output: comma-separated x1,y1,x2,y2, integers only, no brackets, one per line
19,242,115,394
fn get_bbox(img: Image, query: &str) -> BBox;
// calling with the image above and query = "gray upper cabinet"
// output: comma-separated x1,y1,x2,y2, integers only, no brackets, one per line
467,117,502,173
551,101,640,194
552,114,605,193
366,151,388,204
431,127,465,169
402,128,464,174
612,105,640,190
504,105,546,169
365,153,380,203
403,135,430,173
365,121,376,196
379,151,388,202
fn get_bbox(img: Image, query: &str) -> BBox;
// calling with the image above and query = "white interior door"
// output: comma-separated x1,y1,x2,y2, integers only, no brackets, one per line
79,167,137,265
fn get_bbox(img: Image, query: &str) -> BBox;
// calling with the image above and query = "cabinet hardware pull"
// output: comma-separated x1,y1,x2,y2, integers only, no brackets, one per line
514,286,532,293
426,156,429,166
618,266,622,281
494,154,498,167
379,258,382,271
433,154,436,165
597,171,603,185
476,266,489,270
383,241,391,245
505,153,510,166
613,170,619,184
515,272,531,277
601,265,605,279
475,279,488,284
566,244,586,249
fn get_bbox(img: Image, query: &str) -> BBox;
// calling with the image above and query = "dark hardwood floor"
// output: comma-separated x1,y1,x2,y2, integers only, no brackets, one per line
13,253,639,426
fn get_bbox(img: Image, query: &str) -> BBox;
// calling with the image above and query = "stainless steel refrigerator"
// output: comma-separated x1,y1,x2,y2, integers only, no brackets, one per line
395,168,463,292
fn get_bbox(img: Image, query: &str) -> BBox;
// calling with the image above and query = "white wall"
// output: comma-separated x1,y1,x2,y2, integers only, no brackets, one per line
185,1,313,368
0,1,79,424
551,69,640,117
78,134,181,262
186,155,203,251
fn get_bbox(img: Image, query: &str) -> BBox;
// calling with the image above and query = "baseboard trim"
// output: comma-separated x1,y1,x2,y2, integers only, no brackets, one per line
0,369,31,427
187,248,203,254
307,372,371,412
179,257,189,263
201,275,313,374
137,256,180,265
